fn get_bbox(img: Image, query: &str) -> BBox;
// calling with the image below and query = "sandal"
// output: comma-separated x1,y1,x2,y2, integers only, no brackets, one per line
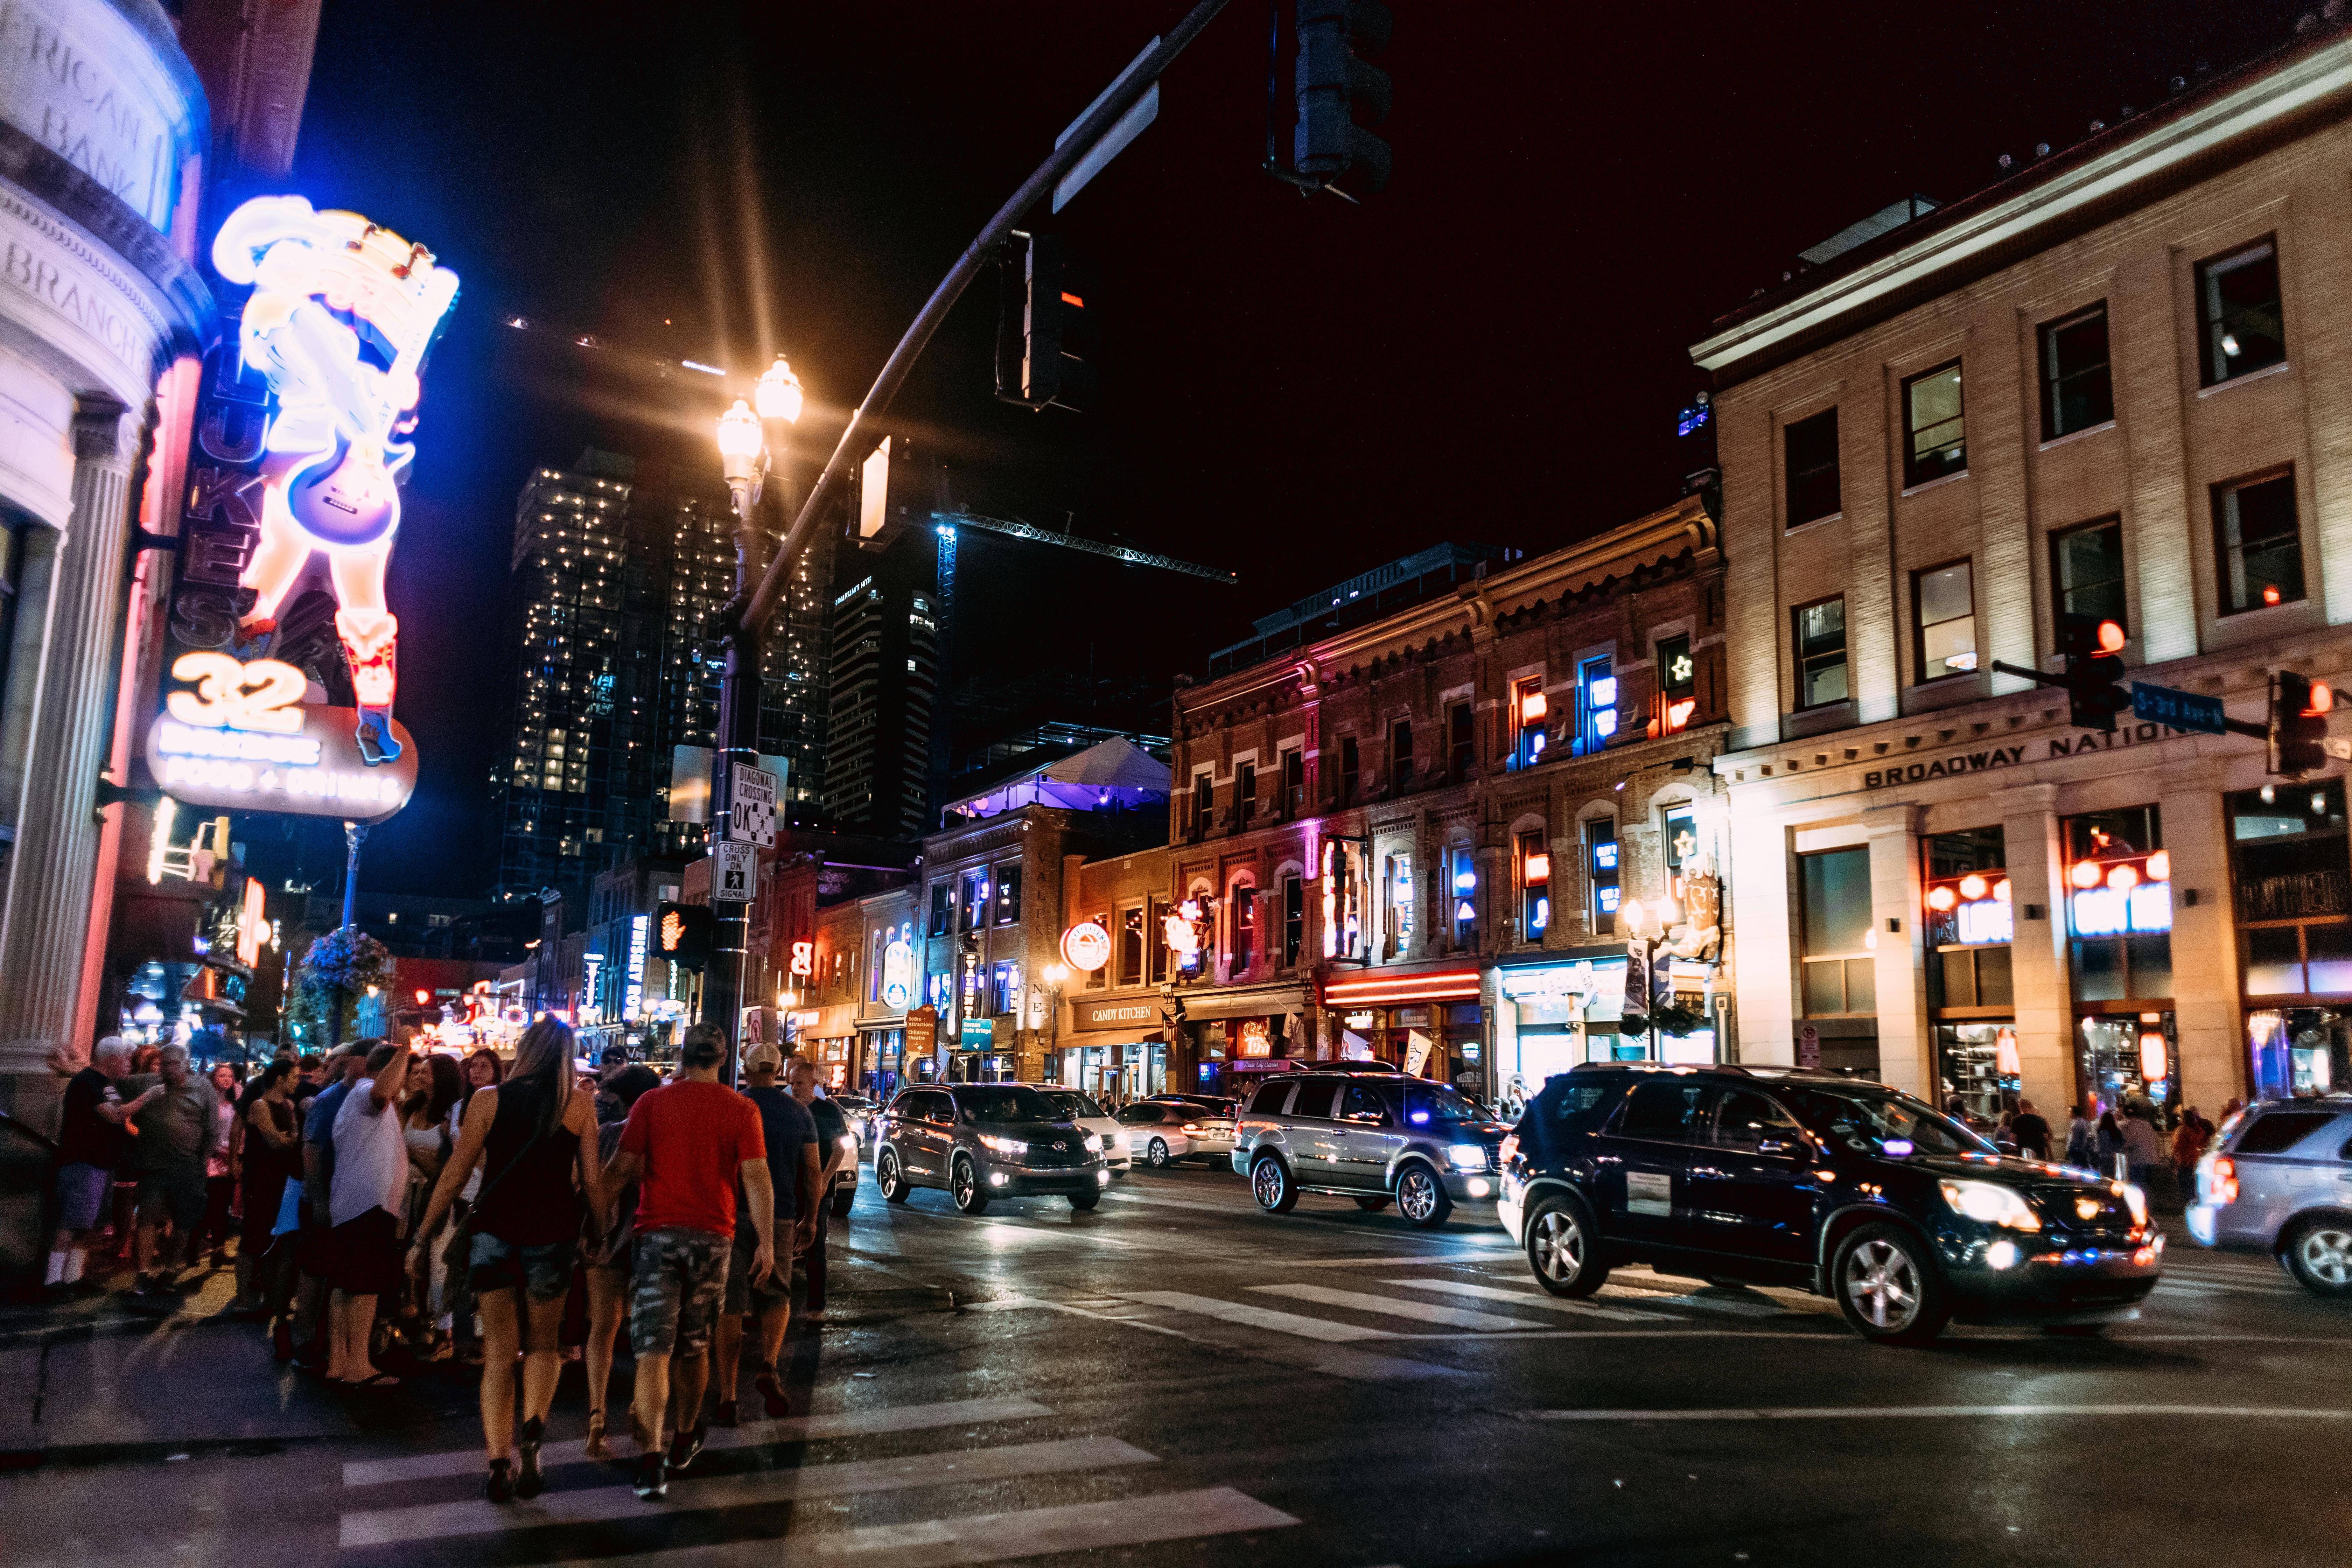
485,1457,514,1504
585,1408,609,1461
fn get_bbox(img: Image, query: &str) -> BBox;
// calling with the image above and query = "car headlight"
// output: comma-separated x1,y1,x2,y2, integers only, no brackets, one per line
1939,1179,2041,1231
1498,1133,1520,1167
838,1134,858,1153
1112,1133,1129,1152
1449,1143,1489,1171
1083,1133,1103,1152
979,1134,1029,1157
2115,1181,2149,1225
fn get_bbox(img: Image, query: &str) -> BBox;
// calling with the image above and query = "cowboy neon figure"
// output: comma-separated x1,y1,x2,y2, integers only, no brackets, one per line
210,196,460,765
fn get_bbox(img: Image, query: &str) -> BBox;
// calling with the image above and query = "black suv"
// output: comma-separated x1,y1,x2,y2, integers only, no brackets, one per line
1497,1065,2164,1345
873,1083,1111,1214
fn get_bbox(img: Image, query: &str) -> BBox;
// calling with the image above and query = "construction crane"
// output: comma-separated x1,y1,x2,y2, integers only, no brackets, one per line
931,509,1235,585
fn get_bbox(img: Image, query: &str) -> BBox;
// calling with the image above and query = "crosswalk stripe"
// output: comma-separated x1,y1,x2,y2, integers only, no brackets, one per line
341,1397,1055,1488
1650,1294,1787,1317
534,1485,1299,1568
1251,1283,1540,1331
1384,1278,1669,1322
336,1435,1156,1549
1117,1290,1400,1342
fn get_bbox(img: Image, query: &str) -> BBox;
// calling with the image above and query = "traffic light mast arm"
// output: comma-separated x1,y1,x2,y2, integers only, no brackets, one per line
735,0,1236,642
1990,659,2268,738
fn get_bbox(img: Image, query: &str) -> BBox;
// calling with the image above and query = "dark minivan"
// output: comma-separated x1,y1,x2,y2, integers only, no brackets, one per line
873,1084,1110,1214
1497,1064,2164,1345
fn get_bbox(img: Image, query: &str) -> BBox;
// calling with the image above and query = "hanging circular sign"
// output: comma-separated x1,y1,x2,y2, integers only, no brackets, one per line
1060,921,1112,972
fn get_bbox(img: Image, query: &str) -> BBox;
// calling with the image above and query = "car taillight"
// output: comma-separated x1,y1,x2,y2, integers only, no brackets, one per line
1499,1133,1520,1166
1183,1123,1204,1132
2211,1156,2237,1205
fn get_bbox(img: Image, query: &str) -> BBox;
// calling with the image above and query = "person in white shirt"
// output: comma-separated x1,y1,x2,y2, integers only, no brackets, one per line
326,1038,411,1387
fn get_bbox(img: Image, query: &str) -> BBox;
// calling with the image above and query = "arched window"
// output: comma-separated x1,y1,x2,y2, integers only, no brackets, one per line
1511,813,1550,944
1227,873,1260,978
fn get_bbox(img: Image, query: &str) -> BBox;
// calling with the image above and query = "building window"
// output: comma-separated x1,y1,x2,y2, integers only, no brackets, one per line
1587,818,1620,936
2039,302,2113,440
1082,909,1108,989
1237,762,1256,825
1654,635,1695,733
1512,678,1548,768
1799,847,1876,1016
1192,773,1213,835
1914,560,1977,681
2052,517,2127,635
1282,749,1304,817
1924,826,2012,1013
2229,780,2351,1000
1230,884,1258,974
1339,735,1359,804
1903,361,1966,486
960,868,987,932
1116,905,1144,985
989,960,1018,1017
993,862,1022,926
1282,875,1304,967
1448,847,1477,948
929,882,951,937
1793,597,1848,708
2063,806,2171,1004
1519,829,1550,941
1447,702,1474,782
1390,719,1414,794
1576,657,1617,753
2197,237,2286,387
1147,896,1171,982
1661,804,1699,891
2214,471,2303,615
1784,408,1840,526
1387,852,1415,955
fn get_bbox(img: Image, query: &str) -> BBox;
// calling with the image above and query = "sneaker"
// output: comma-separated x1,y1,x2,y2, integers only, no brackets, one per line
713,1399,738,1428
632,1452,668,1502
754,1367,791,1419
515,1417,544,1500
668,1423,706,1474
484,1458,514,1504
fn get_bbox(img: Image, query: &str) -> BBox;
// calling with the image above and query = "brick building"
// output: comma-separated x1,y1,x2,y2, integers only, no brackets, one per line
1164,497,1732,1104
1692,22,2352,1120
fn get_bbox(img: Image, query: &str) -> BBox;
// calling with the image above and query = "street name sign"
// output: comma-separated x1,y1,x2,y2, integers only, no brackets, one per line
1054,38,1160,212
2130,682,2227,736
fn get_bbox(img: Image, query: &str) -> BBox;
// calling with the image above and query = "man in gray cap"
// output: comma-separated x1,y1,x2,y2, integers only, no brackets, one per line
712,1040,819,1424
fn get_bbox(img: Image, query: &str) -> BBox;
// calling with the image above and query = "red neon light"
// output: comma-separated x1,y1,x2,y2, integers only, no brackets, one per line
1060,291,1084,308
1324,967,1483,1004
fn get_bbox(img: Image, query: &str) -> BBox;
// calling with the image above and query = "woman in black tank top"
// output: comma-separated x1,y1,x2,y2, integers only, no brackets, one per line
411,1020,606,1503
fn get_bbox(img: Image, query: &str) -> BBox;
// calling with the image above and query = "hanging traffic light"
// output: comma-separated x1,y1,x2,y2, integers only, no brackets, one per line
2058,614,2129,732
654,900,714,973
2270,670,2333,778
1294,0,1393,194
994,232,1096,413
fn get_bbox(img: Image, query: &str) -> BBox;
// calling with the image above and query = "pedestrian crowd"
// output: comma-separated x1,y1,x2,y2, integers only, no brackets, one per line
39,1017,850,1505
1946,1089,2227,1205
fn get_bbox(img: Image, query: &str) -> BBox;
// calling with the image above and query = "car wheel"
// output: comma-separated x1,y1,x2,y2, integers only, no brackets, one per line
1069,1186,1101,1211
1251,1154,1299,1214
1395,1163,1454,1229
1353,1195,1392,1211
951,1155,989,1215
1147,1138,1171,1169
830,1190,854,1218
876,1149,911,1205
1833,1223,1951,1346
1525,1195,1609,1298
2283,1216,2352,1297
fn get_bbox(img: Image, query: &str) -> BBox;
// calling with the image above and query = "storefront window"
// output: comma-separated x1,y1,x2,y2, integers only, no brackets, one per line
2064,806,2171,1002
2079,1011,2177,1115
2230,780,2350,995
1924,826,2012,1012
2248,1008,2351,1099
1799,847,1875,1015
1934,1021,2018,1125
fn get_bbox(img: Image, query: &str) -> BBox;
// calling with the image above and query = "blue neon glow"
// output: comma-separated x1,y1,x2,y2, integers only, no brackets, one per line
2071,884,2174,938
1597,887,1621,913
1589,677,1617,707
1594,842,1619,871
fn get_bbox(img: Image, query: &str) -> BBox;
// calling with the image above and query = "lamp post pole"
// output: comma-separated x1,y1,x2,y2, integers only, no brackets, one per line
704,363,803,1084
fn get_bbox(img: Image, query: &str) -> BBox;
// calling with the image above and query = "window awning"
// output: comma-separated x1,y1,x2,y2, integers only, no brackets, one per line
1175,985,1309,1022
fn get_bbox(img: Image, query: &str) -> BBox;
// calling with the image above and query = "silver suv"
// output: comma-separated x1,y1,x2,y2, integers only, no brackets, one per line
1232,1070,1510,1228
2186,1096,2352,1297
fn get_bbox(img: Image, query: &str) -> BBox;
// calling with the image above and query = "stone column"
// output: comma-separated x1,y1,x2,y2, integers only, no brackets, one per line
1726,796,1795,1065
2157,758,2241,1114
1863,803,1930,1098
0,400,137,1106
1993,783,2071,1114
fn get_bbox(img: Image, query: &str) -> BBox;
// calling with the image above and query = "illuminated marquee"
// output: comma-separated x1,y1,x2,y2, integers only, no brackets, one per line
144,650,415,824
881,937,915,1009
625,914,649,1018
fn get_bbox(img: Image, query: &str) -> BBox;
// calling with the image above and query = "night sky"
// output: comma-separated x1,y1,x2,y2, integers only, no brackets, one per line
273,0,2308,898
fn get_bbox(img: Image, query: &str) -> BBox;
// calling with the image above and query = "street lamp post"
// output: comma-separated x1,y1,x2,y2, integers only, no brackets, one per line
704,360,803,1082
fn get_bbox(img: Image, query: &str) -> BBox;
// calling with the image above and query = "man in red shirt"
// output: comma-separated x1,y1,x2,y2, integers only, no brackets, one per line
602,1023,776,1502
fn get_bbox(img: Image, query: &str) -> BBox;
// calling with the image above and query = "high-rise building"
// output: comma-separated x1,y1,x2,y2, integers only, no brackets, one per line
491,451,835,903
824,532,939,836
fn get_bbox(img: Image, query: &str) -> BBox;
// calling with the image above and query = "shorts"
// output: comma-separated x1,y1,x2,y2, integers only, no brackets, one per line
54,1162,110,1232
469,1230,578,1302
628,1227,731,1359
329,1207,401,1297
722,1229,788,1314
134,1167,207,1236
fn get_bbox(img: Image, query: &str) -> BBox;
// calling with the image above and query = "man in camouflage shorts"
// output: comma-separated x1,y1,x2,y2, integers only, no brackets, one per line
602,1025,776,1502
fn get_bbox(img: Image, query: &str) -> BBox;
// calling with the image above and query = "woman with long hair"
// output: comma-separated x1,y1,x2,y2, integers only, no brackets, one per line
438,1050,505,1363
197,1062,242,1269
412,1020,604,1503
229,1060,302,1326
397,1054,464,1356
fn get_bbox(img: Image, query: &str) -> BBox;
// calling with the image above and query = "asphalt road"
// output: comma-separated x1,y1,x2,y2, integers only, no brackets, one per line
4,1158,2349,1568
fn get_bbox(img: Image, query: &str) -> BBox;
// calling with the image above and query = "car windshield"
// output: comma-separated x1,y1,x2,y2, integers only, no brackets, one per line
955,1086,1063,1124
1776,1086,1993,1157
1402,1084,1488,1127
1042,1091,1106,1119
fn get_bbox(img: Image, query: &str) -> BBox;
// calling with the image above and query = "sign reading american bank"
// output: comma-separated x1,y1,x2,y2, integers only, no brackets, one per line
1861,721,2196,790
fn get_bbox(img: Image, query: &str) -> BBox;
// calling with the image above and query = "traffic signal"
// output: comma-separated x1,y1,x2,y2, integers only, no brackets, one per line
850,433,930,554
2271,670,2333,778
2058,614,2129,732
654,900,714,973
1294,0,1393,194
994,231,1096,413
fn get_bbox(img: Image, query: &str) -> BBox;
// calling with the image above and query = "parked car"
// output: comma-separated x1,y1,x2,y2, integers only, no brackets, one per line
1497,1064,2163,1345
821,1098,863,1217
872,1083,1111,1213
1116,1100,1237,1168
1233,1070,1510,1227
2186,1095,2352,1297
831,1092,880,1148
1035,1087,1131,1172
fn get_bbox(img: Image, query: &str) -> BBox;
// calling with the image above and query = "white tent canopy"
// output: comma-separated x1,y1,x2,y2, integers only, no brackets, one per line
943,736,1171,820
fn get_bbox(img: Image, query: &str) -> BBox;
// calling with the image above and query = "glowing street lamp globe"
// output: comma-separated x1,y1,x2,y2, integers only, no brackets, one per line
715,398,763,483
755,356,804,425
